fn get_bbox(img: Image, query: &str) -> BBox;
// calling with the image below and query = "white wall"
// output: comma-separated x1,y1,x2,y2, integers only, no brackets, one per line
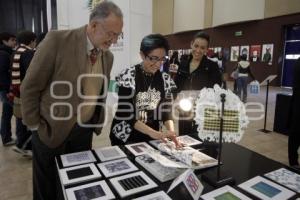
173,0,205,33
56,0,152,76
129,0,152,65
213,0,265,27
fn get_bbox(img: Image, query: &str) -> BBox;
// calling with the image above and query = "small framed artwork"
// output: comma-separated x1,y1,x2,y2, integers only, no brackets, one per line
132,191,172,200
60,150,96,167
177,135,202,146
125,142,154,156
240,45,250,60
265,168,300,193
97,158,138,178
238,176,295,200
95,146,127,162
230,46,240,61
109,171,157,198
201,185,251,200
66,180,115,200
59,163,101,186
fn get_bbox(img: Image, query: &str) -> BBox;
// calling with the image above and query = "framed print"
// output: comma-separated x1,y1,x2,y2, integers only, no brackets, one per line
230,46,239,61
95,146,126,162
250,45,261,62
261,44,274,65
265,168,300,193
132,191,172,200
97,158,138,178
109,171,157,198
66,180,115,200
240,45,250,60
59,163,101,186
60,150,96,167
177,135,202,146
238,176,295,200
201,185,252,200
125,142,154,156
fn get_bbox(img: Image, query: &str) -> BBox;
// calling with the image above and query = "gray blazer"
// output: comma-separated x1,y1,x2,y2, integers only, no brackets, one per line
21,25,113,148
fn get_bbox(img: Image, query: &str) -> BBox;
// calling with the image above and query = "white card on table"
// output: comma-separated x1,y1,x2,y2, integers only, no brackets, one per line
60,150,96,167
125,142,154,156
201,185,252,200
95,146,126,161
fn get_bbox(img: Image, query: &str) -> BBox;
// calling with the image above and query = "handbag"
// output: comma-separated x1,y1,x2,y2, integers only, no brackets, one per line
230,69,239,79
13,97,22,118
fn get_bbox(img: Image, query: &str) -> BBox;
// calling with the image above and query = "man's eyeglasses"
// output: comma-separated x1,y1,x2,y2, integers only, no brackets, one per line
146,55,168,63
98,21,122,40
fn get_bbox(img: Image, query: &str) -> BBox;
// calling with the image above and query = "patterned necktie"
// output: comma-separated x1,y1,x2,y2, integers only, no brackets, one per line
90,48,99,65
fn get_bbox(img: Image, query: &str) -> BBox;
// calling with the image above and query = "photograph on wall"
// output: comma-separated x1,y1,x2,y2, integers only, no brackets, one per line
222,47,230,61
97,158,138,178
66,180,115,200
109,171,157,198
230,46,240,61
238,176,295,200
201,185,251,200
60,150,96,167
58,163,101,186
132,191,172,200
261,44,274,65
265,168,300,193
207,47,214,57
94,146,127,162
125,142,154,156
214,47,222,54
240,45,250,60
250,45,261,62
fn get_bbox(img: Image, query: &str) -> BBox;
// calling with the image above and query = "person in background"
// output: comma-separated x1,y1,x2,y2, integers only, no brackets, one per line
109,34,181,147
288,57,300,170
169,50,180,79
20,2,123,199
175,31,222,135
0,32,16,146
8,30,37,156
236,54,255,103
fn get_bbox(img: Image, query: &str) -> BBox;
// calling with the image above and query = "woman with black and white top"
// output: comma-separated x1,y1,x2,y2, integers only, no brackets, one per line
109,34,181,147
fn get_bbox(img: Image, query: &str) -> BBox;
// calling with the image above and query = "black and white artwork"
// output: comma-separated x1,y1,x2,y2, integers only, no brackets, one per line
176,135,202,146
66,180,115,200
58,163,101,186
132,191,172,200
97,158,138,178
95,146,127,161
135,154,185,182
238,176,295,200
61,150,96,167
265,168,300,193
109,171,157,198
125,142,154,156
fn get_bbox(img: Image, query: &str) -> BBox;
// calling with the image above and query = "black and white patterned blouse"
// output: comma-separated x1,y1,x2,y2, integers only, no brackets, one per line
109,64,177,145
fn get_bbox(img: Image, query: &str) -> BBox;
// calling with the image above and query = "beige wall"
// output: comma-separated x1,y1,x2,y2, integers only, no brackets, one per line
173,0,205,33
204,0,213,28
212,0,265,27
265,0,300,18
152,0,174,35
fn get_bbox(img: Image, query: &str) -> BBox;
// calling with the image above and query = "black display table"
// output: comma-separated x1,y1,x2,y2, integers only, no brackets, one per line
273,93,292,135
56,135,300,200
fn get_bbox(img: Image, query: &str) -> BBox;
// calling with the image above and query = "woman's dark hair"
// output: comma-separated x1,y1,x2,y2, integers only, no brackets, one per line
17,31,37,45
140,34,169,56
192,31,210,46
0,32,15,44
240,54,247,61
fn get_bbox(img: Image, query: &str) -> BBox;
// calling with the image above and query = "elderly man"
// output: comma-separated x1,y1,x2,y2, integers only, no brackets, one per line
21,1,123,199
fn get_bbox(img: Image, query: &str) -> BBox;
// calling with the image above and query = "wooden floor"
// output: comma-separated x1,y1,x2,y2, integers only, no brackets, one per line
0,82,295,200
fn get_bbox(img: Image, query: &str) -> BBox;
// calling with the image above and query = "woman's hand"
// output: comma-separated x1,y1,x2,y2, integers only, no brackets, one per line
149,130,183,149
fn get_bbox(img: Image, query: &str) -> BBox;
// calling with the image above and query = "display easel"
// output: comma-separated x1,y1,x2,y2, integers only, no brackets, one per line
202,94,235,187
258,75,277,133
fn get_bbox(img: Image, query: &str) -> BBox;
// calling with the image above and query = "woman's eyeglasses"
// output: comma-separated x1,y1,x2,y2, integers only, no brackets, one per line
146,55,168,63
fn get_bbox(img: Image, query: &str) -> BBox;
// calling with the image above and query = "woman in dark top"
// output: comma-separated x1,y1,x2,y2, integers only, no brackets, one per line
110,34,181,146
174,32,222,135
